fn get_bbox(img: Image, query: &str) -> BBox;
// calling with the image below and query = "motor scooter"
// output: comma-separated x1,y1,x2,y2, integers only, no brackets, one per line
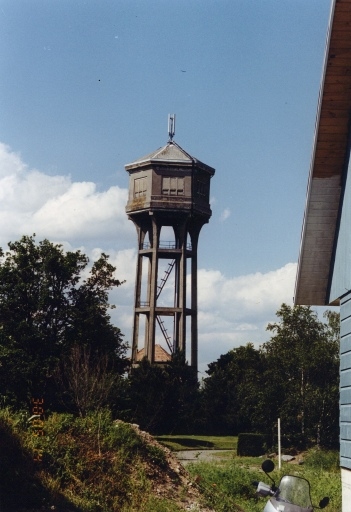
253,459,330,512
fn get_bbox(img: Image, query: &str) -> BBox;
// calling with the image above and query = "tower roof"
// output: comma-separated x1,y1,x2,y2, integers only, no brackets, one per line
136,344,171,363
125,141,215,175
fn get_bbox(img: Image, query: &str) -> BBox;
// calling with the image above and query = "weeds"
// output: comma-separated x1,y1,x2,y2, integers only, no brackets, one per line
0,408,185,511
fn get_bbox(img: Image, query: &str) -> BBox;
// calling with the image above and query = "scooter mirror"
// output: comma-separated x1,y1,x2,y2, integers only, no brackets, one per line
262,459,275,474
319,497,330,509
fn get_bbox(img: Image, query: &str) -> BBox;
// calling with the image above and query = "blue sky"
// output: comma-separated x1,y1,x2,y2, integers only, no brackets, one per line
0,0,333,373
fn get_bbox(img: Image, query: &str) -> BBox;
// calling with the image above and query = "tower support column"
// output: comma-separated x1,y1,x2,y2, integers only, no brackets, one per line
190,235,199,373
145,216,160,361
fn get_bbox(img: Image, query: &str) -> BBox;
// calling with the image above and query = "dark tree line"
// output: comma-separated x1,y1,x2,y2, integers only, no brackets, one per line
0,236,340,448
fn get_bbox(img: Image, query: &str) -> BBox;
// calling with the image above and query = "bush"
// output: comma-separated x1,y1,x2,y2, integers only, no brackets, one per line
237,433,265,456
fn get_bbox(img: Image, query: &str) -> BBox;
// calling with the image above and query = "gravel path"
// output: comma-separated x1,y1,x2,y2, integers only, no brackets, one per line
175,449,234,465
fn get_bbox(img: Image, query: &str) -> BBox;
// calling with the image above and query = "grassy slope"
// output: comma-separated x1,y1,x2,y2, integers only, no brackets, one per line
0,410,201,512
0,411,341,512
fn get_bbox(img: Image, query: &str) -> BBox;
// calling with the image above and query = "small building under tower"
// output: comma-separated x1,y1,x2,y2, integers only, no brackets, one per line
125,119,215,374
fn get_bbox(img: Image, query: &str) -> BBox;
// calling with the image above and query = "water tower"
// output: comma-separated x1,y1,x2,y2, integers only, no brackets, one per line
125,116,215,374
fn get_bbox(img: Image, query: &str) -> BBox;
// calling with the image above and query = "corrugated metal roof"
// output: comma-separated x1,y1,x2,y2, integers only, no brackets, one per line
295,0,351,306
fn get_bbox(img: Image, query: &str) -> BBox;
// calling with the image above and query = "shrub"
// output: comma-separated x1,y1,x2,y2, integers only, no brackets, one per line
237,433,265,456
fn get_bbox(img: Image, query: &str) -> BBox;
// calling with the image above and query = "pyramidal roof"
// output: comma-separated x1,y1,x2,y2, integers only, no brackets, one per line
136,344,171,362
125,141,214,173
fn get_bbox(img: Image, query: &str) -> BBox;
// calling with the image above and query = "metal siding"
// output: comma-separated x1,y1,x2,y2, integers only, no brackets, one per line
341,441,351,460
341,456,351,470
341,316,351,338
341,424,351,439
341,404,351,422
341,294,351,468
341,369,351,388
341,353,351,371
341,298,351,320
341,388,351,405
341,333,351,354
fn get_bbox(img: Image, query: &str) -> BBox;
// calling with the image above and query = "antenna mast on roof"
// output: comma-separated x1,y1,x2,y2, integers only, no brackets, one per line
168,114,176,141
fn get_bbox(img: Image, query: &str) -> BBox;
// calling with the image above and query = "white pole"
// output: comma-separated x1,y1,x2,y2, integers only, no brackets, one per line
278,418,281,469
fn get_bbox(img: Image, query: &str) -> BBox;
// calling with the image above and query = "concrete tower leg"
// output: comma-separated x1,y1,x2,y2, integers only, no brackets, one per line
131,225,146,363
173,220,187,354
145,216,160,363
189,224,201,375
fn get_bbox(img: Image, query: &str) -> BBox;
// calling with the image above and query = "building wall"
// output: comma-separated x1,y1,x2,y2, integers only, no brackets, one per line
342,468,351,511
340,294,351,471
328,155,351,471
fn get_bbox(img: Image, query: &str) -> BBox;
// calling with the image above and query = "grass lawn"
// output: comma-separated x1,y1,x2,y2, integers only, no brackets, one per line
155,435,238,451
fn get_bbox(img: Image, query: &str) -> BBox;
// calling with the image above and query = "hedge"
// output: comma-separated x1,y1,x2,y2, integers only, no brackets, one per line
237,433,265,456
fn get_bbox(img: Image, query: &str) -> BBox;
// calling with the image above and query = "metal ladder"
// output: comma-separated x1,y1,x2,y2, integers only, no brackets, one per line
156,260,176,352
156,316,173,353
157,260,175,299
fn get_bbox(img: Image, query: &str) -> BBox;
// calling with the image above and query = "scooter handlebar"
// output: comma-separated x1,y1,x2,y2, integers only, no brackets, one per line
255,481,274,497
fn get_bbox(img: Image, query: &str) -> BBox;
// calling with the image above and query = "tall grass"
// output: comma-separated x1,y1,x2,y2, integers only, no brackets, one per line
188,451,341,512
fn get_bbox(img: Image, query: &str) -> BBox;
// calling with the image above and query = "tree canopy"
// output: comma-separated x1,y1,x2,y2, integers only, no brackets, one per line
0,238,340,449
263,304,339,447
200,304,340,448
0,235,128,409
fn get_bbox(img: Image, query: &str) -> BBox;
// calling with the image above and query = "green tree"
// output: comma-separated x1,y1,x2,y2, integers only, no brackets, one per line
198,305,339,447
0,235,128,409
262,304,339,447
200,343,264,435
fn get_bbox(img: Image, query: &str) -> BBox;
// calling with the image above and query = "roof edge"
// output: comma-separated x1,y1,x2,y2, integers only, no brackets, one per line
294,0,338,306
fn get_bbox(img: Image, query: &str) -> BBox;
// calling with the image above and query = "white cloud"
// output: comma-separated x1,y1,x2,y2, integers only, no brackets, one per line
0,142,134,249
29,183,130,240
198,263,296,315
0,142,302,374
196,263,297,369
220,208,231,221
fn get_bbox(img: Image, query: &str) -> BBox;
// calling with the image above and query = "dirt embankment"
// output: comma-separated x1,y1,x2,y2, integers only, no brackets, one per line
128,423,215,512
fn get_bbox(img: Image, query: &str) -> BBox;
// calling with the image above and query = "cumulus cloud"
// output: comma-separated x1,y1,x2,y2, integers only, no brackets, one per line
0,142,134,249
0,141,300,374
195,263,297,371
